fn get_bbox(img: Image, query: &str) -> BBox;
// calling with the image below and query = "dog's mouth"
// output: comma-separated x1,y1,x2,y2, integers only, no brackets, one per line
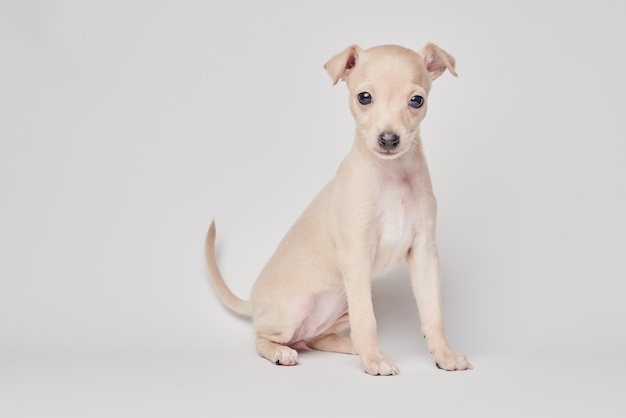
375,148,403,159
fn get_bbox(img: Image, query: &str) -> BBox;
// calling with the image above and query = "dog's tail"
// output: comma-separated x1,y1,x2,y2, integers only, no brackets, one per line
205,220,253,318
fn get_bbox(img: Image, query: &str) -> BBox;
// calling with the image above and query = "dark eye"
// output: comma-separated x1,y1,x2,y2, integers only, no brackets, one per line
409,95,424,109
357,92,372,105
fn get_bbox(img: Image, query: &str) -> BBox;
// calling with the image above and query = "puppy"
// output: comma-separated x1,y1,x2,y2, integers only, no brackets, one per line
206,43,471,375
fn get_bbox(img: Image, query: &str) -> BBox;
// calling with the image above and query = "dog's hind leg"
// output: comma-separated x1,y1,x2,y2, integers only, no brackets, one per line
308,315,355,354
309,334,355,354
253,291,314,366
256,336,299,366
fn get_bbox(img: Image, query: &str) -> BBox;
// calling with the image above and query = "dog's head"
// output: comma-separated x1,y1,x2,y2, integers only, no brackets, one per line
325,44,456,160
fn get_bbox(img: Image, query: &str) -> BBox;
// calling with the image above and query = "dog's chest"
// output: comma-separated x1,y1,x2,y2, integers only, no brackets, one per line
374,181,418,273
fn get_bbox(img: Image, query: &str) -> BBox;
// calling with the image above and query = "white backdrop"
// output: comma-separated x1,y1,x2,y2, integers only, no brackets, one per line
1,1,625,416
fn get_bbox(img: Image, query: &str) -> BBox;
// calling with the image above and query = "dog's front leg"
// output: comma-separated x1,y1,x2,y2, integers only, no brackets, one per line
331,159,399,376
340,259,399,376
407,229,472,371
333,226,399,376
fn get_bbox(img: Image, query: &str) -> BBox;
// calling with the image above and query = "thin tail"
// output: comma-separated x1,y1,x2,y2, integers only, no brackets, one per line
205,220,252,318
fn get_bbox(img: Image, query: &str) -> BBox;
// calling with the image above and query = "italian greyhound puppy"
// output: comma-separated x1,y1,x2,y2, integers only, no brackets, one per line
206,43,472,375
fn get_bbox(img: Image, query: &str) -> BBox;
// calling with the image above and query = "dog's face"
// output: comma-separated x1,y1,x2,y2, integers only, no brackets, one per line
325,44,457,160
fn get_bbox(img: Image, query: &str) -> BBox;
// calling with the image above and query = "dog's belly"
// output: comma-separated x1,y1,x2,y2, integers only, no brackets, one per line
290,290,348,343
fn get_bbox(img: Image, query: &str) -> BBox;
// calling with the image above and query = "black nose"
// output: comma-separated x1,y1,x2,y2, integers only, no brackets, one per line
378,132,400,150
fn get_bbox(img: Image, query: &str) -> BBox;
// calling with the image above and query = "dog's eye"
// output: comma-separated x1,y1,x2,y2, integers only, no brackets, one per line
357,92,372,105
409,95,424,109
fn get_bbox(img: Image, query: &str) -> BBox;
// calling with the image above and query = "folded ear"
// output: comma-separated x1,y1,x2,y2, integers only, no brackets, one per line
324,45,361,85
419,43,457,80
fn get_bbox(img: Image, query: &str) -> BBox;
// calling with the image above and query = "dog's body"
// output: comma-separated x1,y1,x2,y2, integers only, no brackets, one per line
206,44,471,375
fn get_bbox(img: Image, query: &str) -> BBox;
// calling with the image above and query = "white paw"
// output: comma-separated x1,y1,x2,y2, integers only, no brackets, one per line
273,347,298,366
361,353,399,376
434,351,472,371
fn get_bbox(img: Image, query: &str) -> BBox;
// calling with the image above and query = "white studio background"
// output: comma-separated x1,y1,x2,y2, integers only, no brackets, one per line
1,1,625,417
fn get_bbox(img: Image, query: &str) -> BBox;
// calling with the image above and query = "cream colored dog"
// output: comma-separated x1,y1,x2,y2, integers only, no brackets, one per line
206,43,471,375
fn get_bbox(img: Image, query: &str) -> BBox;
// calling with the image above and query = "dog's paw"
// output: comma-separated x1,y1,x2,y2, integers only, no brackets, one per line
434,351,472,371
273,347,298,366
361,353,399,376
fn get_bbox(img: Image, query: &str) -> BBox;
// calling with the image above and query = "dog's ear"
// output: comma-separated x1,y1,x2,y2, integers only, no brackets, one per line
419,43,458,80
324,45,361,85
